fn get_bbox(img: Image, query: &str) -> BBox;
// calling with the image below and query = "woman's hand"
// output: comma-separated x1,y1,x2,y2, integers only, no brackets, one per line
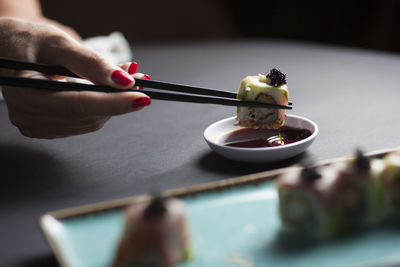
0,17,151,139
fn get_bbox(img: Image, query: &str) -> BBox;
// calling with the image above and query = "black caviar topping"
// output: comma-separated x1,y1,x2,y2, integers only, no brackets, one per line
354,149,370,171
267,68,286,86
301,165,321,182
143,197,167,218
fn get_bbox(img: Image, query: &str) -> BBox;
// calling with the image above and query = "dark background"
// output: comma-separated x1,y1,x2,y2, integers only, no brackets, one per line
41,0,400,52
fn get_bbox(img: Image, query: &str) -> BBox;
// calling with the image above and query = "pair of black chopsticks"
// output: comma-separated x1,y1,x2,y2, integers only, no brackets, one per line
0,58,292,109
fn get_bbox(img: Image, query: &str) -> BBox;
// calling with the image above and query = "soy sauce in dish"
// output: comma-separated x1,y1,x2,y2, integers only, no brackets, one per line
219,126,312,148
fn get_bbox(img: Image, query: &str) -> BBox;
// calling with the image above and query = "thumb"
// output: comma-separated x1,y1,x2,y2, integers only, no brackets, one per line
38,34,135,88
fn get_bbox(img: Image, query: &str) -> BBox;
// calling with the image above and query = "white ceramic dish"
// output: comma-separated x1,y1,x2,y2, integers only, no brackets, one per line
204,114,318,162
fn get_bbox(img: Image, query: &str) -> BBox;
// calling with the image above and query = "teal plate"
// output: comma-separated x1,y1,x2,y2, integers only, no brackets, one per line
41,148,400,267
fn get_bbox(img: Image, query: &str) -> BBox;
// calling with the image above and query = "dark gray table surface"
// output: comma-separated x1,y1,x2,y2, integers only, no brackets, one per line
1,39,400,267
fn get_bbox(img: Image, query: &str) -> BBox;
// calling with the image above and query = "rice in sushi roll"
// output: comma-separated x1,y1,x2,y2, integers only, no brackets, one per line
236,68,289,129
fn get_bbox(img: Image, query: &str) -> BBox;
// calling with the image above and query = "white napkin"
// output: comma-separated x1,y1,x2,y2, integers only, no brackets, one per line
82,31,132,65
0,32,132,100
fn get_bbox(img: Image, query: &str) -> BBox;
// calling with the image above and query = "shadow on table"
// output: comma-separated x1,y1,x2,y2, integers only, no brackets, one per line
198,151,309,176
0,144,70,202
17,254,59,267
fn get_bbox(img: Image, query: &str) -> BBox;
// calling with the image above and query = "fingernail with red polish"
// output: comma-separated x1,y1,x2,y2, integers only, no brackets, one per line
128,62,138,75
111,70,133,86
143,74,151,80
132,97,151,109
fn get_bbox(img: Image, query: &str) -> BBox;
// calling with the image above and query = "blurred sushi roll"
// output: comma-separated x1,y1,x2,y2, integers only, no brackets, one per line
277,165,332,239
379,151,400,216
236,68,289,129
326,150,384,228
277,150,383,239
113,197,191,267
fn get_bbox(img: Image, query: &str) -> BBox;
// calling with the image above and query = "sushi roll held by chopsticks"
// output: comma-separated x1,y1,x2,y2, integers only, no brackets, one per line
236,68,289,129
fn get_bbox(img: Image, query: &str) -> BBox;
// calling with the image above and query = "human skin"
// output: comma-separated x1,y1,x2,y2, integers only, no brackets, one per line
0,1,151,139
